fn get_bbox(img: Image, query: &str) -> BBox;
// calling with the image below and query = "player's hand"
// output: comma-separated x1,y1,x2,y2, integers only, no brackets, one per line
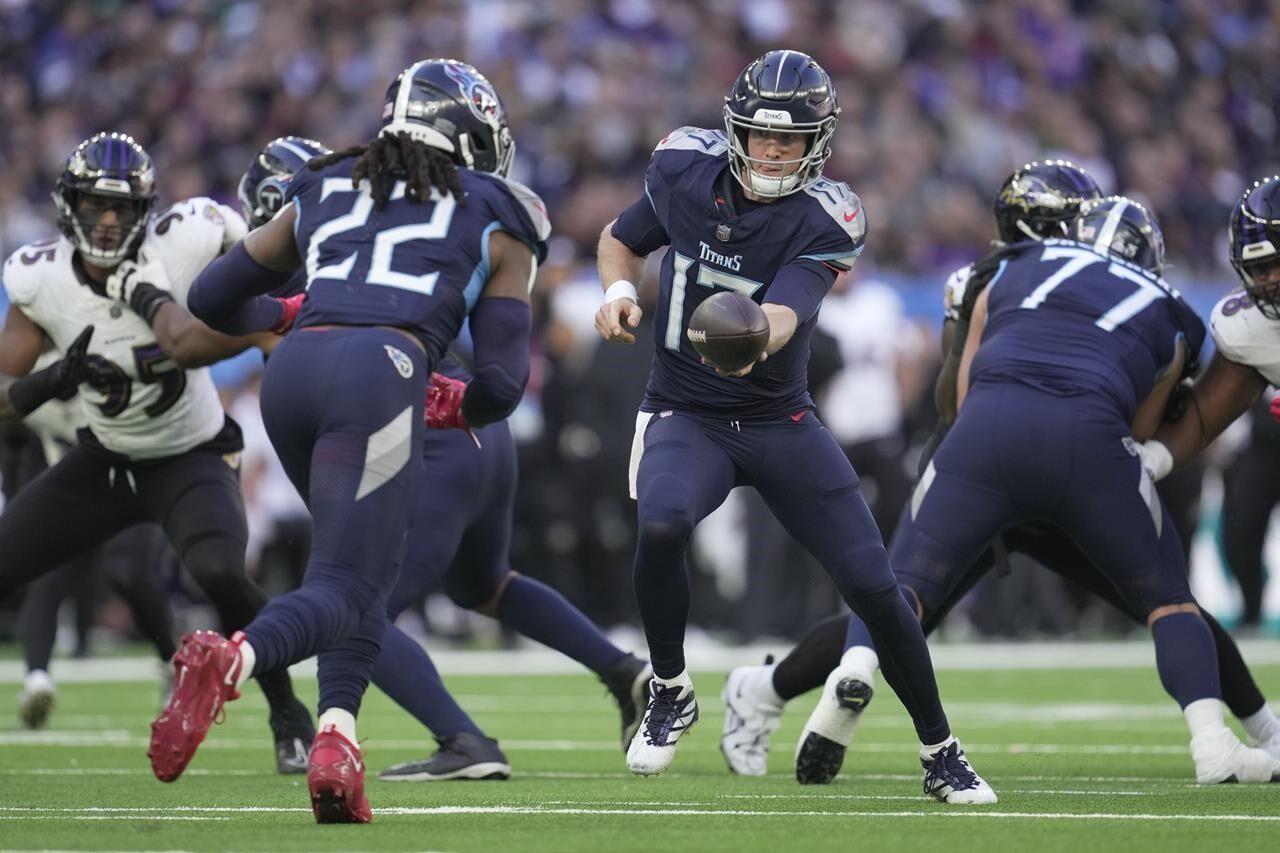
57,325,95,386
595,297,643,344
425,372,482,447
105,249,175,324
705,350,767,378
1270,394,1280,426
271,293,305,335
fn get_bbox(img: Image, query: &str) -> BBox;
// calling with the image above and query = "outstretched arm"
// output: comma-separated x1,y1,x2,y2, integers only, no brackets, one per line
187,205,300,334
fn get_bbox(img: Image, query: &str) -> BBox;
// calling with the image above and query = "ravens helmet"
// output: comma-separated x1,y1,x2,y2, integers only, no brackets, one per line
238,136,331,229
993,160,1101,244
1072,196,1165,276
379,59,514,176
1229,176,1280,319
53,132,156,267
723,50,839,198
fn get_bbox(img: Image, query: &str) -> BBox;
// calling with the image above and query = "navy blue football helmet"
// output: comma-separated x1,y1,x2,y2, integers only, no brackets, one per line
1229,176,1280,319
380,59,514,176
1071,196,1165,275
238,136,331,229
993,160,1101,244
723,50,838,198
53,132,156,267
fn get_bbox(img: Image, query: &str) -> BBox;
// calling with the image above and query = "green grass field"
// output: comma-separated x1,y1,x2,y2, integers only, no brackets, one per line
1,650,1278,852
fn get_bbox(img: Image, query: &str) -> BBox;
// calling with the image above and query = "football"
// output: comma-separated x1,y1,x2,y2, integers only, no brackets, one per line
686,291,771,371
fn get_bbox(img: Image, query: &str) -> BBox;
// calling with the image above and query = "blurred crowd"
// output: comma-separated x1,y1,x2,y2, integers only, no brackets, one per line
1,1,1279,654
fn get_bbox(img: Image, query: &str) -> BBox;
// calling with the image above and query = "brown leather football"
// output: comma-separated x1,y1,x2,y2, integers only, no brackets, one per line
686,291,770,371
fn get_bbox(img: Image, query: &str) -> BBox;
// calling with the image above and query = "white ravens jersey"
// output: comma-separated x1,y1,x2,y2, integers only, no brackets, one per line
1209,290,1280,386
1,197,247,459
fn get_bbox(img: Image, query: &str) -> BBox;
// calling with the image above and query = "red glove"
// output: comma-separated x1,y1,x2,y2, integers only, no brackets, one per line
425,372,481,446
1270,394,1280,425
271,293,305,334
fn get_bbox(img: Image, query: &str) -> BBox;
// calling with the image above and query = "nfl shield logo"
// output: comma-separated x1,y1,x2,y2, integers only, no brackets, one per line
715,224,732,242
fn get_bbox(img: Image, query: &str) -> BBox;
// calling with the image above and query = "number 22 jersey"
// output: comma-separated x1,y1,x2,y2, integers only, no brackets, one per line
2,198,245,460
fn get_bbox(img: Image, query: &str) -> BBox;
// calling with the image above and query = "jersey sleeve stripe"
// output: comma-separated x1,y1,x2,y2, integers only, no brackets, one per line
462,221,502,311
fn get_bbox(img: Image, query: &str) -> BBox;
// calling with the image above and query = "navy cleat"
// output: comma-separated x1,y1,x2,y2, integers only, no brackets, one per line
601,654,653,752
921,739,997,804
270,698,316,775
795,666,874,784
626,678,699,776
379,732,511,782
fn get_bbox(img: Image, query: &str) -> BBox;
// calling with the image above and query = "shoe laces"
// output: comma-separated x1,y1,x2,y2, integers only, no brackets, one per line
923,741,980,793
643,684,691,745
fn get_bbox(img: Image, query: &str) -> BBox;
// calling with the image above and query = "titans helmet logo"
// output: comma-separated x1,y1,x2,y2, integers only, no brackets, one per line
443,61,502,127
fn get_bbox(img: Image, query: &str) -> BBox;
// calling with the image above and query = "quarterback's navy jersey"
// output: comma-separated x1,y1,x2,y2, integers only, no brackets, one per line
970,238,1205,422
286,158,549,365
612,127,865,420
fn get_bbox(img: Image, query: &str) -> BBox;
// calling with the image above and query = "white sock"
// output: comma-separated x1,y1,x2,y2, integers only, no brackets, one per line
920,734,957,759
840,645,879,680
24,669,54,692
749,664,784,709
234,638,256,690
319,708,358,743
1241,704,1280,743
655,669,694,691
1184,697,1227,737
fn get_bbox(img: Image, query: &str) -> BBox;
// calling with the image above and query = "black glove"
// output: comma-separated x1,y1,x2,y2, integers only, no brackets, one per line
9,325,94,415
107,257,175,324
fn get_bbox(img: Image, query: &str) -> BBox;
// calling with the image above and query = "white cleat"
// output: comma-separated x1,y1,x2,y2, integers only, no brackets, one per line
626,678,699,776
18,669,57,730
1191,727,1280,784
921,739,998,804
720,665,783,776
794,665,874,784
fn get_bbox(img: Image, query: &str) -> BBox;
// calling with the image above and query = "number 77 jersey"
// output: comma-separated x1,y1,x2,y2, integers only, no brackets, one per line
970,237,1206,422
2,198,246,460
286,159,550,367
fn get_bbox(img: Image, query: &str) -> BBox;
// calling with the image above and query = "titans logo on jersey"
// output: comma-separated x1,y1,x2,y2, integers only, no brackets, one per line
1,198,244,459
286,160,549,368
970,238,1205,422
611,127,865,420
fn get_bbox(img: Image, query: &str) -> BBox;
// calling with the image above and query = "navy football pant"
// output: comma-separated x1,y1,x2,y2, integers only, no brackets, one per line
632,410,950,743
246,327,426,716
372,421,626,739
885,382,1217,707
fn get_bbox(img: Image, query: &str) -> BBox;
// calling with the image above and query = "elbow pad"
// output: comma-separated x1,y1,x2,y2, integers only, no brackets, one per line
188,242,291,334
461,297,531,427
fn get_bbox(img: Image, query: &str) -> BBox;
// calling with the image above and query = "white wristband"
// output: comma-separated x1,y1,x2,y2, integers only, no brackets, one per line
1140,439,1174,482
604,279,638,304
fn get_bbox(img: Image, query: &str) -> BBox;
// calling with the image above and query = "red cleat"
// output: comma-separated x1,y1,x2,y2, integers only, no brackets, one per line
308,725,372,824
148,630,243,782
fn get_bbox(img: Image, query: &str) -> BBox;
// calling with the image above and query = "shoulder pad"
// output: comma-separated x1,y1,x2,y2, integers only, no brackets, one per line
1210,290,1270,367
796,179,865,269
943,263,974,321
2,239,63,307
653,127,728,157
487,174,551,242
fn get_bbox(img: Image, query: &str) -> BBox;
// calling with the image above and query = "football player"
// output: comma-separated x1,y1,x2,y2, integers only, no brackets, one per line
595,49,995,803
813,196,1277,785
724,168,1280,784
236,138,650,782
158,59,543,823
0,132,314,772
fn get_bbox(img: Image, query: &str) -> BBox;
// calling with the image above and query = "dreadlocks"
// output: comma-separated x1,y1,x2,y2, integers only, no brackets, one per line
307,132,465,210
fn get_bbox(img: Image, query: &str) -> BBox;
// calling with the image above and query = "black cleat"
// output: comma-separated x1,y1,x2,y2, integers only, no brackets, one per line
270,698,316,775
600,654,653,752
379,732,511,782
795,675,874,785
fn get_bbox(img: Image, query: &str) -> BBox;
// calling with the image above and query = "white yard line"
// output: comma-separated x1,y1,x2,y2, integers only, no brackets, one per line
1,805,1277,823
2,639,1278,684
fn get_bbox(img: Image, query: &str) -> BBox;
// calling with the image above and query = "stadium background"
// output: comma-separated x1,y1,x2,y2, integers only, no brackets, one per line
1,0,1279,652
